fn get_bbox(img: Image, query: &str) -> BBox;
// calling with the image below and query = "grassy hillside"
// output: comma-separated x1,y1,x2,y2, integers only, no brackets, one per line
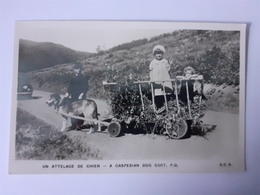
24,30,240,112
19,39,92,72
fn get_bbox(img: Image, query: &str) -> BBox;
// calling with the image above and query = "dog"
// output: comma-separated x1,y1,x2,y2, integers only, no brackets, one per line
46,93,100,133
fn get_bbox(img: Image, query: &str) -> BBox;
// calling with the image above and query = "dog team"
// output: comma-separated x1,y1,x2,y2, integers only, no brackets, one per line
46,62,100,133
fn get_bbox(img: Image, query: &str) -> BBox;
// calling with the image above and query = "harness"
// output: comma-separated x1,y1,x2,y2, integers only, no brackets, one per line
54,100,60,110
55,97,73,112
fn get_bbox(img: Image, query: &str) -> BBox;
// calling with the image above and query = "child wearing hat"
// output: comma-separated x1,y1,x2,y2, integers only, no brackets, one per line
65,62,88,101
149,45,173,110
65,62,88,130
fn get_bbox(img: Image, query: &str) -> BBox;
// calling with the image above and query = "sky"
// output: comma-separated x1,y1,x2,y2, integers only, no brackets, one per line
15,21,243,53
15,21,176,53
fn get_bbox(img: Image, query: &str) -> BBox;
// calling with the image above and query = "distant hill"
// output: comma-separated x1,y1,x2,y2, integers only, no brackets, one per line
18,39,92,72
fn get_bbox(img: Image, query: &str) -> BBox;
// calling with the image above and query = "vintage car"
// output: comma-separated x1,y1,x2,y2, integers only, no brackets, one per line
17,72,33,99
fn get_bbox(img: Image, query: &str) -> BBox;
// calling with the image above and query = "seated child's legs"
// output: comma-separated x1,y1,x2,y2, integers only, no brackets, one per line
155,95,165,109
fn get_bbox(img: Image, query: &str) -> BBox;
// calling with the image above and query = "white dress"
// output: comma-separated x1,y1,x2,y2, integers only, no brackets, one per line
149,58,173,96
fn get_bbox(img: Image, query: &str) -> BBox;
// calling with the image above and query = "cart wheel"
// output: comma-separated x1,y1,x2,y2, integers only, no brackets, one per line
166,119,188,139
108,122,121,137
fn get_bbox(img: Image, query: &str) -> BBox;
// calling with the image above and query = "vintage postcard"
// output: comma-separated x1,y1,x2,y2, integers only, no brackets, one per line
9,21,246,174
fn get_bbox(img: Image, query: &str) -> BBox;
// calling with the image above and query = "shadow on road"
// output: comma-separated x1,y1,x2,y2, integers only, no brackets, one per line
17,96,42,100
192,124,217,140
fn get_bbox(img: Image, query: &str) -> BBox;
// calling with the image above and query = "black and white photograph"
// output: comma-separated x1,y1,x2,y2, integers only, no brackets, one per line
9,21,246,174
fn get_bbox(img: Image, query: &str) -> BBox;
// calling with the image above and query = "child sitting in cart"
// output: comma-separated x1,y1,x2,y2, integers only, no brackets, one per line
177,66,204,103
177,66,207,122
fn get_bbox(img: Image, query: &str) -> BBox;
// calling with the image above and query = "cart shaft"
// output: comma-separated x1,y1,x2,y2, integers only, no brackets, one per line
56,111,110,126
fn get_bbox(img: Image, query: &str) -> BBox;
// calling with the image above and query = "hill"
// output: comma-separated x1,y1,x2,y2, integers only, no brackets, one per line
18,39,92,72
24,29,240,112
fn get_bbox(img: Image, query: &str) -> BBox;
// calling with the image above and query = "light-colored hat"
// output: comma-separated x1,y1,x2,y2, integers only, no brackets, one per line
153,45,165,54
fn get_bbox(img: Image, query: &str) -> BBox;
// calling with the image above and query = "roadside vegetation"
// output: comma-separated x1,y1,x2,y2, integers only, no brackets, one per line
15,108,101,160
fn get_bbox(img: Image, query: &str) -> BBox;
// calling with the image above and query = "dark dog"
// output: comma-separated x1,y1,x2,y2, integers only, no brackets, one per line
46,93,100,133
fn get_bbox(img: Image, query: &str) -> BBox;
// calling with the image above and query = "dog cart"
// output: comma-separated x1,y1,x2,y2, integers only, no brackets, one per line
103,75,206,139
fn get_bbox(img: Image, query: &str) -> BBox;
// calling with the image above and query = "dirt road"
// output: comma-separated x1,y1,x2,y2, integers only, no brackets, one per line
17,90,241,160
